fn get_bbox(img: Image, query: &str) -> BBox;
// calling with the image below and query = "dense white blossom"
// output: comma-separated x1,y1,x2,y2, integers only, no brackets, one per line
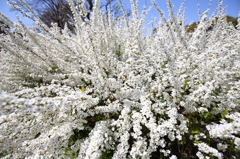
0,0,240,158
195,142,223,159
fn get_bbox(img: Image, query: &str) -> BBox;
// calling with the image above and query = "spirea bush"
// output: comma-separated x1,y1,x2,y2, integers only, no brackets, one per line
0,0,240,158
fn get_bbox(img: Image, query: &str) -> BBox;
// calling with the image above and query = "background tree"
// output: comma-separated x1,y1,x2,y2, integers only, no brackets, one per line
225,15,238,28
186,15,238,33
33,0,73,29
100,0,130,19
10,0,130,30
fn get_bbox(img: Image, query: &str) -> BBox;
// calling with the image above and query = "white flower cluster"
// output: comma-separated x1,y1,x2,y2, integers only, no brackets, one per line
195,142,223,158
0,0,240,158
0,84,100,158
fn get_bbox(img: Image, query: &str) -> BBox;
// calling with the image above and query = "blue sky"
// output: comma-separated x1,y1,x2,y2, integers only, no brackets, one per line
0,0,239,26
137,0,239,23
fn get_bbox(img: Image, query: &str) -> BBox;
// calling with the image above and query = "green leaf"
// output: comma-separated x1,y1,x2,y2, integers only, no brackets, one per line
221,109,229,119
204,112,210,119
194,140,203,144
34,132,41,139
81,86,86,92
191,130,200,134
101,149,114,159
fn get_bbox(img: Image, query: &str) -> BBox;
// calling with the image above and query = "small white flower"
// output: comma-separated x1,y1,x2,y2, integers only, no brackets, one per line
170,155,177,159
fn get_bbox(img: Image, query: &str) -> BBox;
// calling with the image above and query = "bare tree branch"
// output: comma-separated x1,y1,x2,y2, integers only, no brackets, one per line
10,0,130,30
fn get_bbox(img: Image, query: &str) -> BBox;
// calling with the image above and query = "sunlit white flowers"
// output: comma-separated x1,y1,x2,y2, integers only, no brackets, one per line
0,0,240,158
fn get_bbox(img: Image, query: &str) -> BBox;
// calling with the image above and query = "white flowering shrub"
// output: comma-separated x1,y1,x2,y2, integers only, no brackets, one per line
0,0,240,158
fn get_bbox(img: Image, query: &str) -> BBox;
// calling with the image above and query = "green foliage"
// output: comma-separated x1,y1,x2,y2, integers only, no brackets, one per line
115,45,122,59
47,65,60,74
101,149,114,159
21,74,44,88
103,67,110,78
141,123,150,135
0,151,9,158
226,16,238,28
221,109,229,119
64,147,79,159
65,129,91,158
80,86,86,92
84,114,108,129
186,15,238,33
68,129,91,145
186,22,199,33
